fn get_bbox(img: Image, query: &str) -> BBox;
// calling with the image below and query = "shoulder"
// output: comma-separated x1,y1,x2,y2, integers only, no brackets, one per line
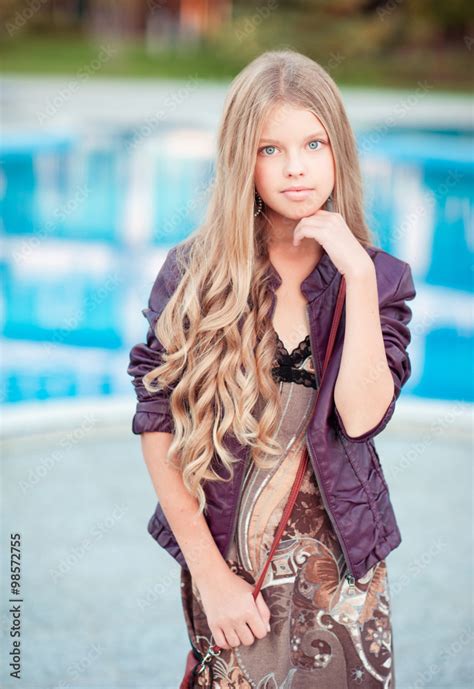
148,238,193,313
363,244,415,304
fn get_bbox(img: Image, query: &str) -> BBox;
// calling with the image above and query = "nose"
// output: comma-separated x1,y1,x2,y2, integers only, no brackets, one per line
283,150,307,177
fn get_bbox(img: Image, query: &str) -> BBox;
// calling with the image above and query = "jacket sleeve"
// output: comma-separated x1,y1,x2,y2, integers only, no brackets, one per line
127,249,178,435
334,261,416,443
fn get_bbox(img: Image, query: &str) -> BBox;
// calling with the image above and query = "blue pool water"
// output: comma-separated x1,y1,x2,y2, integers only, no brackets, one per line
1,124,473,405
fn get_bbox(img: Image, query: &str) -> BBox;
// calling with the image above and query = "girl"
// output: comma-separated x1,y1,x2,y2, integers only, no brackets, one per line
128,49,416,688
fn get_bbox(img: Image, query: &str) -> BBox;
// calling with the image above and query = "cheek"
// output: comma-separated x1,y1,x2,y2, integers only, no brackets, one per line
254,163,261,185
254,158,277,191
320,150,336,180
254,158,265,184
254,162,268,194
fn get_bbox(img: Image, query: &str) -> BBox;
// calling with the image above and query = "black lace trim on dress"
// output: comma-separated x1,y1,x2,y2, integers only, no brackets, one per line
271,331,318,389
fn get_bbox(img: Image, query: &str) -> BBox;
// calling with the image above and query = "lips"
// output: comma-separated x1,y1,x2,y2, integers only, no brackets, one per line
281,187,313,192
281,188,314,200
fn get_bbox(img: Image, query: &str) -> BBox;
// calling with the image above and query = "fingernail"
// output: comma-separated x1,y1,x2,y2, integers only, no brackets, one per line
267,623,271,632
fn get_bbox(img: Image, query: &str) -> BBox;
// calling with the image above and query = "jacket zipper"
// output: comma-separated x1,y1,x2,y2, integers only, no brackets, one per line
305,303,356,594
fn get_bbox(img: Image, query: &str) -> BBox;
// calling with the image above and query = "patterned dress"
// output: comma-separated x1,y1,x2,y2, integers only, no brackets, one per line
180,331,395,688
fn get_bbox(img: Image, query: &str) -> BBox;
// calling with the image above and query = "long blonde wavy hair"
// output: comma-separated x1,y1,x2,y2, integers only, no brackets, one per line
144,49,373,515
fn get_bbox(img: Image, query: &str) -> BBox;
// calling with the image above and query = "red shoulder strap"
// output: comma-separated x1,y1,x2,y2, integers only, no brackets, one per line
189,277,347,675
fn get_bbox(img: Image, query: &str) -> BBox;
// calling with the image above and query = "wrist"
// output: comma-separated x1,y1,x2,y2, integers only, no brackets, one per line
344,256,375,284
189,551,231,589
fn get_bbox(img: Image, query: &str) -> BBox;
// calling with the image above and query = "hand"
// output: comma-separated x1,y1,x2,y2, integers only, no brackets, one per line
196,567,271,649
292,209,372,279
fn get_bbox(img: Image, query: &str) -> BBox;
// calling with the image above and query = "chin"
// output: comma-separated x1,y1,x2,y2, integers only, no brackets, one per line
284,203,319,218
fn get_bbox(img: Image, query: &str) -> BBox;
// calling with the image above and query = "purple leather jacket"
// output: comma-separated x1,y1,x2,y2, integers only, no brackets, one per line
127,242,416,582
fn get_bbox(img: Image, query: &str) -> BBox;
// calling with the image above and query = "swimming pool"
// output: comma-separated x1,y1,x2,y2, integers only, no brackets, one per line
1,124,473,405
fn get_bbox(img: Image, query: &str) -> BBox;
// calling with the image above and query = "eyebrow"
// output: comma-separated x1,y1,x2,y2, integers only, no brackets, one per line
259,131,327,144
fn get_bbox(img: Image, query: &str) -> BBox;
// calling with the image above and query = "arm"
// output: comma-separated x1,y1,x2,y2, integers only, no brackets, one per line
127,252,229,582
127,248,177,436
141,432,271,649
128,249,272,647
334,260,416,442
140,431,231,587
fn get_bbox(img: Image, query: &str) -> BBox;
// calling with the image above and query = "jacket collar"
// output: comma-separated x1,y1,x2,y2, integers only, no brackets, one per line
266,248,340,302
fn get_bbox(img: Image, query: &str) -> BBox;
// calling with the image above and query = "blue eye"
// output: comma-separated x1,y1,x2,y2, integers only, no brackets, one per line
259,140,325,156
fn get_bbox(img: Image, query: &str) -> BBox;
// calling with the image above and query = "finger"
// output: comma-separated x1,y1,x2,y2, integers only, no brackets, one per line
245,596,269,640
255,592,271,630
293,226,321,245
234,621,255,646
222,626,242,648
211,627,230,650
247,613,268,640
293,231,307,246
294,219,326,234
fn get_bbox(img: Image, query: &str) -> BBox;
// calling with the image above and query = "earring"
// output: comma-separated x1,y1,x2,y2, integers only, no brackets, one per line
254,191,263,217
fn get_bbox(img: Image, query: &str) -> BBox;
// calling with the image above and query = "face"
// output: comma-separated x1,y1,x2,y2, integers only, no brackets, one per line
254,103,335,231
